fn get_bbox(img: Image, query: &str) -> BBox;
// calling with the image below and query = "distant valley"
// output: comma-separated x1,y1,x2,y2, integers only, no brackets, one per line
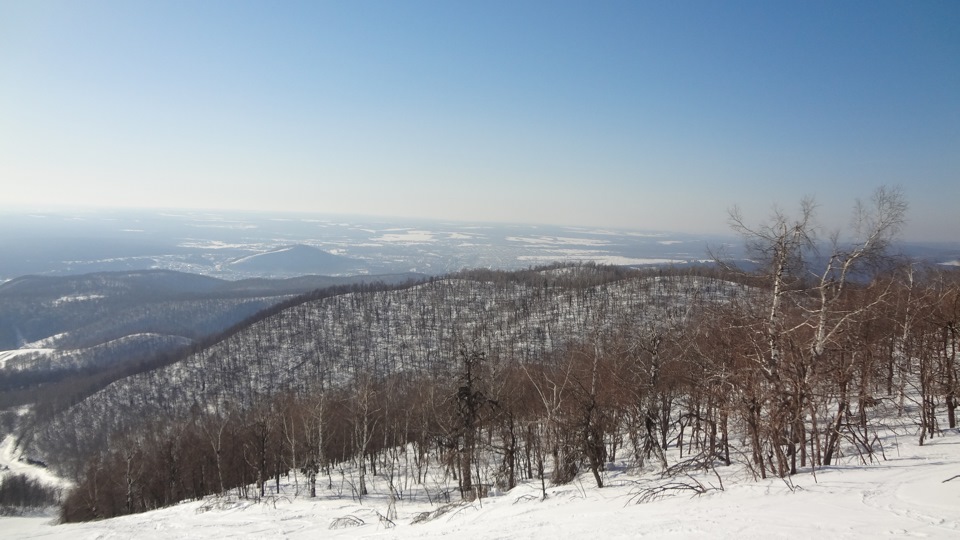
0,210,736,281
3,210,956,285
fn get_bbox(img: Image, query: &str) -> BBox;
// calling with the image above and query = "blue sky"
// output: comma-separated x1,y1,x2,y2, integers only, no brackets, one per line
1,0,957,240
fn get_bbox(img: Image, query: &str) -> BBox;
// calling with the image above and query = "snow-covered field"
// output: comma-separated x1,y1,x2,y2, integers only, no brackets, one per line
5,428,960,539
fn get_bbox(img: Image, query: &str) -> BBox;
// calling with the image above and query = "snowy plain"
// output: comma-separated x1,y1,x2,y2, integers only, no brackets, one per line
5,424,960,539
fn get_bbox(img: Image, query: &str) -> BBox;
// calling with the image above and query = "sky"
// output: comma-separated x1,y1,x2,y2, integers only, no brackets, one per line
1,0,957,241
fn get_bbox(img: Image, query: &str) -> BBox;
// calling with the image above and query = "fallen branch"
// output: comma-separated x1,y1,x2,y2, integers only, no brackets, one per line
329,515,364,529
410,502,461,524
629,475,715,504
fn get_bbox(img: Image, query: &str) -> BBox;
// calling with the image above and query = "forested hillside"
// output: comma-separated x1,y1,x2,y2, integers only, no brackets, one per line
0,270,424,412
30,265,737,480
0,270,425,351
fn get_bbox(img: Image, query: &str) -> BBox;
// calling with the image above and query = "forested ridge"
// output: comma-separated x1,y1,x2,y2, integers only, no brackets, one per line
0,271,423,413
34,264,733,481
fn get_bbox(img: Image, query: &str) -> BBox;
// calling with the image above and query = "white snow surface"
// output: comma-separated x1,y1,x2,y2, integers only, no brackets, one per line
50,294,106,307
23,333,71,349
0,349,55,369
0,436,69,491
506,235,611,246
372,230,437,243
6,429,960,538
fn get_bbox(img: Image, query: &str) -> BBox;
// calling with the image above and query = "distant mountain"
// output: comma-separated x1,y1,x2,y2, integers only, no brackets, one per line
227,245,363,276
0,269,227,300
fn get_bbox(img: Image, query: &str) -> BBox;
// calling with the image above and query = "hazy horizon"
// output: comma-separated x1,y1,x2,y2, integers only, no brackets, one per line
2,1,957,241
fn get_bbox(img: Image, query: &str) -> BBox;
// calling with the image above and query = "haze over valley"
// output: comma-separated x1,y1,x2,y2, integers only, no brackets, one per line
0,209,735,281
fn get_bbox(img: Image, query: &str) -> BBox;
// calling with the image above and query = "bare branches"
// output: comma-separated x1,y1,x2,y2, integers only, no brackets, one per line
728,196,820,376
851,185,908,252
629,474,718,504
719,186,911,476
328,515,364,529
728,197,818,271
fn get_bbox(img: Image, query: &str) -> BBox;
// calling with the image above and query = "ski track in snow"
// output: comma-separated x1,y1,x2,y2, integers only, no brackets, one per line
6,430,960,539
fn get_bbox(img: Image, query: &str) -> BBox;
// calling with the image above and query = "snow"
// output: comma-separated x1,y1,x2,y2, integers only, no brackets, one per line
625,232,668,238
6,429,960,538
22,333,70,349
178,240,253,250
561,228,665,238
0,349,55,369
0,435,70,490
373,231,437,243
187,222,258,230
506,236,611,246
50,294,106,307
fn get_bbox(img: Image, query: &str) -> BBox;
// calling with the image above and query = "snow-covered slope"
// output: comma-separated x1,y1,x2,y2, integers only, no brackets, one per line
0,435,69,491
6,427,960,538
0,349,55,370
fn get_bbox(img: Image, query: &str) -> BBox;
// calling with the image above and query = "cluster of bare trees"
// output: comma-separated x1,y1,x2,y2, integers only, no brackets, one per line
709,187,957,477
0,473,61,515
60,324,711,521
53,188,960,522
34,266,708,480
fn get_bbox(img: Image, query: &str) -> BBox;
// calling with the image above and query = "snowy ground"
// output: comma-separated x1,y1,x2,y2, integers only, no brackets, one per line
5,427,960,539
0,436,68,491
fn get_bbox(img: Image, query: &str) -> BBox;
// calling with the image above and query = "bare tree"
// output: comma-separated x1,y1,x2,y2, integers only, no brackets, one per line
728,197,816,378
725,186,907,475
